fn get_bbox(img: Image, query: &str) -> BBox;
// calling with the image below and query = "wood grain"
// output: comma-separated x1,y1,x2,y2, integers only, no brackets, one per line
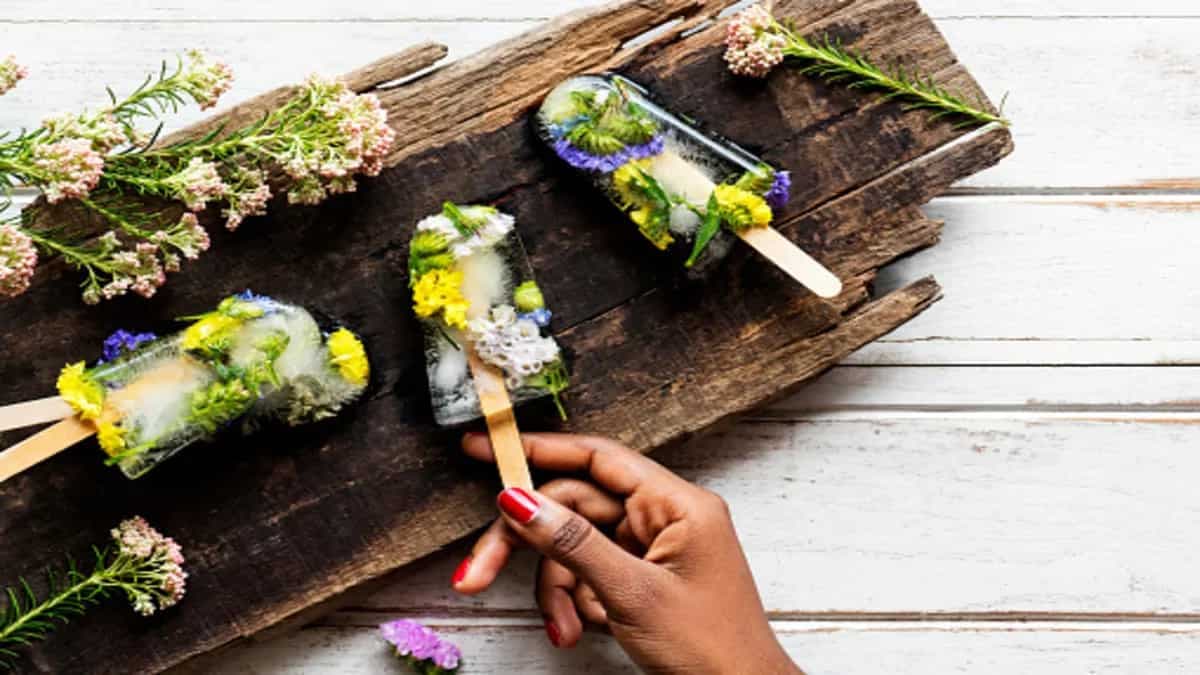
0,0,1009,671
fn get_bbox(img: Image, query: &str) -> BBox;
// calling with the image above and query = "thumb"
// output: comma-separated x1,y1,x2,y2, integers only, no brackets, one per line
497,487,647,597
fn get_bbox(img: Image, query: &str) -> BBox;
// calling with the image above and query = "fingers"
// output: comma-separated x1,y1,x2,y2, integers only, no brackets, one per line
574,582,608,625
453,479,625,595
537,558,583,648
462,432,687,497
496,486,654,604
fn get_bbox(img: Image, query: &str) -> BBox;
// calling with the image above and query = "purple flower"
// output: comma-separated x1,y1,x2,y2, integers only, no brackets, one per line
765,169,791,210
381,619,461,672
552,135,664,174
100,329,157,363
520,308,552,328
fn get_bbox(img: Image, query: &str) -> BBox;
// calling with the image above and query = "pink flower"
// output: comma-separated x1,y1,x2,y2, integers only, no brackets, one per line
0,55,27,95
111,516,187,615
181,50,234,110
222,169,272,231
173,212,211,259
0,224,37,299
42,110,129,152
30,137,105,203
724,5,786,78
103,240,166,300
165,157,227,211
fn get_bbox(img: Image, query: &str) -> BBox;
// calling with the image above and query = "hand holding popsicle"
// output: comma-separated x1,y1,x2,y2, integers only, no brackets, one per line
0,292,370,481
537,74,842,297
409,203,569,489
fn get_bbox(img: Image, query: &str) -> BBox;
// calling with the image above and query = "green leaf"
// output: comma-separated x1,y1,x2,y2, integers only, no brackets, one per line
686,192,723,268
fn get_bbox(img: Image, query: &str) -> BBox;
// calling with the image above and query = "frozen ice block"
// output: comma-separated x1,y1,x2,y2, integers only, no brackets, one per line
536,74,841,297
409,202,568,428
53,291,370,478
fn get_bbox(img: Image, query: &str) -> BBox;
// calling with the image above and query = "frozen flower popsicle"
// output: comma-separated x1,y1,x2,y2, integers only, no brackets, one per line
0,291,369,480
536,73,842,297
409,202,569,489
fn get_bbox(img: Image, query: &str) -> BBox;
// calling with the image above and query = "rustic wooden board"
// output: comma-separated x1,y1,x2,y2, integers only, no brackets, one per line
0,0,1010,671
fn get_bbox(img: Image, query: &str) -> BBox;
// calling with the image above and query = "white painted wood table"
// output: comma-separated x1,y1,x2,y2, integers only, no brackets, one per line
6,1,1200,672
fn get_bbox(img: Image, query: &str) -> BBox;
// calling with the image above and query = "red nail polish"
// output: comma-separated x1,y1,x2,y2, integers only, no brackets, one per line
451,555,472,586
497,487,540,523
545,619,561,647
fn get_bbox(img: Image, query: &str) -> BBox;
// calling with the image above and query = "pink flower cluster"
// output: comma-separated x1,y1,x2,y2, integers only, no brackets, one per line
380,619,461,671
111,516,187,616
222,169,272,231
42,110,130,153
282,76,395,205
31,138,105,203
0,225,37,299
0,55,27,95
181,49,234,110
724,4,787,78
166,157,228,211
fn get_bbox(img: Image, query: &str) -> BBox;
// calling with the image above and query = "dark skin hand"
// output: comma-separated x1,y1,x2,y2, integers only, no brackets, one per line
452,432,804,675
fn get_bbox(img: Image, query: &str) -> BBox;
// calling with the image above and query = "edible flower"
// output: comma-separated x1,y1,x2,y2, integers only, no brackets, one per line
513,280,545,312
712,184,773,232
96,420,128,457
612,160,674,249
380,619,462,673
100,329,157,363
412,269,470,331
327,328,370,386
56,362,105,421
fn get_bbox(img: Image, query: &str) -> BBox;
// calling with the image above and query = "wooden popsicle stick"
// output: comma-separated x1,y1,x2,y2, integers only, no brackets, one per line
645,150,842,298
467,350,534,491
737,226,844,298
0,416,95,483
0,395,74,432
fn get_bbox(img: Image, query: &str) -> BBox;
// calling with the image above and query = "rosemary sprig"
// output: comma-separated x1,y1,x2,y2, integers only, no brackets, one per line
779,26,1007,128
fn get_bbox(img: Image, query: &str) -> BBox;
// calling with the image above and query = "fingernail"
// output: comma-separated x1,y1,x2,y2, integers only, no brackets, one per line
451,555,472,586
497,487,539,524
545,619,561,647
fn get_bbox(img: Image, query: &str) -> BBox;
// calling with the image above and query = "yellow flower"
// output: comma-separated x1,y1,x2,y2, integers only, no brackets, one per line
712,184,773,232
412,269,470,330
56,362,105,421
327,328,370,386
182,313,240,352
612,159,654,211
96,421,127,457
630,207,673,250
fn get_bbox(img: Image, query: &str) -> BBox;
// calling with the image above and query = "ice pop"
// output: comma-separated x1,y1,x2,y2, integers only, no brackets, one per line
536,73,842,297
409,202,568,488
0,291,369,480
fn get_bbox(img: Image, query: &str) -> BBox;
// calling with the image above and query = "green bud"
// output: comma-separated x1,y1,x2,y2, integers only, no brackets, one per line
410,230,449,257
513,281,545,312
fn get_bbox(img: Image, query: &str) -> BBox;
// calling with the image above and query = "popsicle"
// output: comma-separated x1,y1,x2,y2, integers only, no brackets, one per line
0,291,370,480
536,73,842,297
409,202,569,489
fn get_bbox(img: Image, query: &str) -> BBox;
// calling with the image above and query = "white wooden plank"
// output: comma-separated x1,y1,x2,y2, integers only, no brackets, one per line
0,17,1197,190
207,620,1200,674
354,416,1200,615
2,0,1194,21
773,366,1200,412
854,195,1200,364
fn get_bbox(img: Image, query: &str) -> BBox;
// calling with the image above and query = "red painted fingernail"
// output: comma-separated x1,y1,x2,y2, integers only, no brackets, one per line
451,555,472,586
497,487,540,524
545,619,561,647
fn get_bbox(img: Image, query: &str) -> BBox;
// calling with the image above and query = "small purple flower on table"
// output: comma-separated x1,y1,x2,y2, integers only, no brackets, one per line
520,307,552,328
765,170,792,210
381,619,462,673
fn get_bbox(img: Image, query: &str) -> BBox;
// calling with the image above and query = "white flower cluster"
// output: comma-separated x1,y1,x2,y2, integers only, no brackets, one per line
468,304,561,389
416,206,514,259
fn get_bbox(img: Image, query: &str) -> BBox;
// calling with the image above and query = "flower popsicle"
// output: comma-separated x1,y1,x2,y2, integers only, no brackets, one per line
536,73,842,297
409,203,569,490
0,291,370,481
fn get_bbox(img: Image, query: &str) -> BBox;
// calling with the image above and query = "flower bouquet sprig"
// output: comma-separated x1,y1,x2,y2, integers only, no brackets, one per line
724,4,1007,128
381,619,462,674
0,517,186,669
0,51,395,304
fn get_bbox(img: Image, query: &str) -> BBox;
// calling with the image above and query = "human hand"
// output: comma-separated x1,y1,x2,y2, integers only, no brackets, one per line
452,432,802,675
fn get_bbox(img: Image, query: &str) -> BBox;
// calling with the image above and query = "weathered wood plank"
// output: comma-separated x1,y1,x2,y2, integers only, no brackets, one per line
0,0,1009,671
202,620,1200,674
